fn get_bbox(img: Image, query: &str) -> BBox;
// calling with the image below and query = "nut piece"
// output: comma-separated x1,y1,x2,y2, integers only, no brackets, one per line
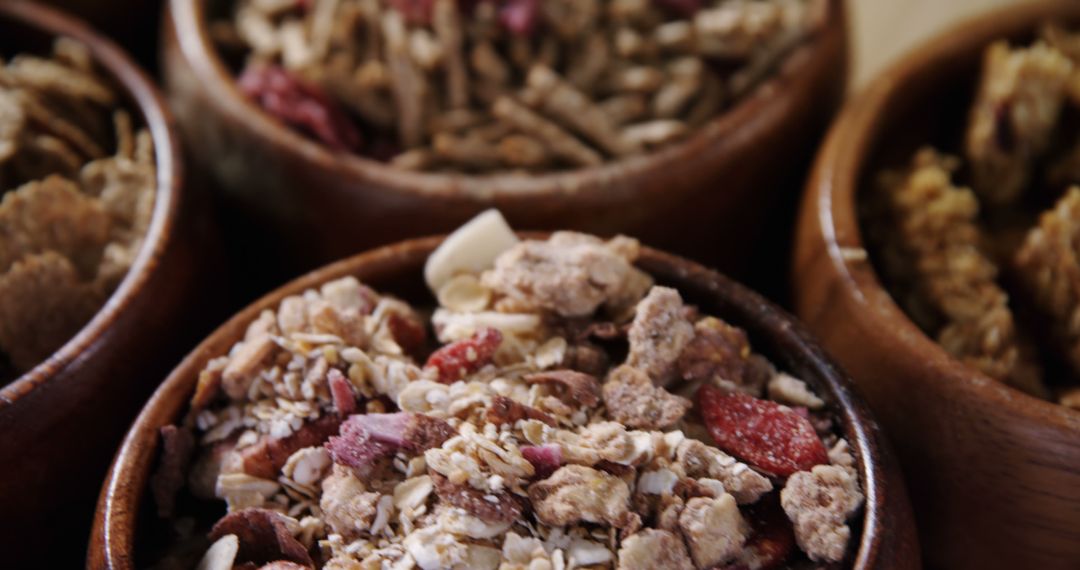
767,372,825,410
616,529,694,570
529,464,637,528
319,465,381,539
602,365,691,430
678,494,750,568
781,464,864,563
424,209,519,291
196,534,239,570
223,334,277,399
482,232,650,317
675,439,772,504
627,286,696,386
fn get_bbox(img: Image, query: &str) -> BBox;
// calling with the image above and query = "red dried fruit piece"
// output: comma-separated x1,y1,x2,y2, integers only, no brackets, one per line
390,0,435,25
237,63,361,152
327,368,357,415
499,0,541,37
486,395,556,427
654,0,702,17
209,508,314,568
387,311,427,356
240,415,342,479
523,369,601,407
326,412,454,478
521,444,563,479
697,384,827,477
424,327,503,383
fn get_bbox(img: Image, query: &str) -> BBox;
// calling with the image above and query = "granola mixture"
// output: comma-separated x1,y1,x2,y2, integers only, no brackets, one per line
156,211,864,569
864,23,1080,408
211,0,822,173
0,39,156,381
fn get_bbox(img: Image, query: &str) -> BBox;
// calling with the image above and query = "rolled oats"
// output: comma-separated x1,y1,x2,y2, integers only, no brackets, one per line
168,215,862,569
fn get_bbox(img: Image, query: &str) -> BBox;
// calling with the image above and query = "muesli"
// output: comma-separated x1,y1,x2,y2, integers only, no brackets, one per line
155,211,864,569
864,22,1080,408
0,39,156,382
211,0,824,172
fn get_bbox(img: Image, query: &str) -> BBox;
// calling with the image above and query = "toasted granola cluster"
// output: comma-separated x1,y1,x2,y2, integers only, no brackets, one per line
866,23,1080,408
212,0,821,172
0,39,156,379
159,212,864,569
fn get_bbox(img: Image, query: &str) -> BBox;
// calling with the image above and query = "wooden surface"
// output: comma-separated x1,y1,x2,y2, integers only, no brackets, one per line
89,235,919,569
849,0,1031,90
794,2,1080,568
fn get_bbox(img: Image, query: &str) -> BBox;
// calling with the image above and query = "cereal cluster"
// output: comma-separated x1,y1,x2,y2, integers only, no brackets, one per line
865,22,1080,408
155,213,864,569
0,39,155,379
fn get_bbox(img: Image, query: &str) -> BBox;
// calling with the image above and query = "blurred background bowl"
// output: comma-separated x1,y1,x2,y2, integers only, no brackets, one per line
793,1,1080,567
161,0,848,296
0,1,216,566
90,234,919,569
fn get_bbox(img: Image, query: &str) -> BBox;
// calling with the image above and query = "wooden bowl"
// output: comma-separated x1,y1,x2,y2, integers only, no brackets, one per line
0,2,208,566
161,0,848,278
792,2,1080,567
89,234,920,569
37,0,163,69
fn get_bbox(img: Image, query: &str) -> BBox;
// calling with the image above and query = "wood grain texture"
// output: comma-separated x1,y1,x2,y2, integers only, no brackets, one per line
794,2,1080,568
160,0,847,280
89,235,919,569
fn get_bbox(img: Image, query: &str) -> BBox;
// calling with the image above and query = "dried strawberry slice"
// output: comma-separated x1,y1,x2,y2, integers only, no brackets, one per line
697,384,827,477
237,63,361,152
424,327,503,383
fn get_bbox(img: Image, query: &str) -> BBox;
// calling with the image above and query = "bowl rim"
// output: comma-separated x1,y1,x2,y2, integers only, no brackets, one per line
167,0,845,201
0,0,184,406
802,0,1080,427
92,233,904,569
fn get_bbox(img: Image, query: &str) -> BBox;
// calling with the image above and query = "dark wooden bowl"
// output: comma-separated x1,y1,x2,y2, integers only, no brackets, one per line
89,235,920,569
161,0,848,279
0,2,208,566
793,2,1080,568
38,0,163,69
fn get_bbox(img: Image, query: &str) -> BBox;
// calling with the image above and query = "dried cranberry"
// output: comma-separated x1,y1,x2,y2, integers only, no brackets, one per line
326,413,454,478
521,444,563,479
237,63,361,152
498,0,541,37
424,327,503,383
697,384,828,477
